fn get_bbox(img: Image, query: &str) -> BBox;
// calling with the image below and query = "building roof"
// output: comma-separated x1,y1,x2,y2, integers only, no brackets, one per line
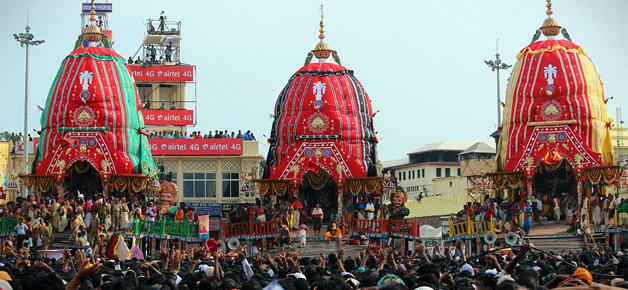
459,142,496,155
382,157,409,168
409,141,476,155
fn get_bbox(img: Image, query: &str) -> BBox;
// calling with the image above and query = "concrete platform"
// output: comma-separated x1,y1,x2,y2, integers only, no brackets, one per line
528,223,570,236
266,240,366,258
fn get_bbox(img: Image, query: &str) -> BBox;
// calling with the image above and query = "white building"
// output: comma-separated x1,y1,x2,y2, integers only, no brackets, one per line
384,141,476,200
384,141,497,217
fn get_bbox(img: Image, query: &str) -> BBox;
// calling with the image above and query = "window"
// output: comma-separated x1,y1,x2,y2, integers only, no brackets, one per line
445,168,451,177
436,168,442,177
412,170,415,179
422,169,425,178
457,168,461,176
171,172,178,184
182,173,216,198
222,172,240,198
449,181,453,187
417,169,420,178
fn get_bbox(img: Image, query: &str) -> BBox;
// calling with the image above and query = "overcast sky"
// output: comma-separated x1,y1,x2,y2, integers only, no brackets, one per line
1,0,626,162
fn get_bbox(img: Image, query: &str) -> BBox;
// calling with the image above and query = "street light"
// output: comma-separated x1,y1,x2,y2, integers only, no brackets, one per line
14,25,44,197
485,40,511,147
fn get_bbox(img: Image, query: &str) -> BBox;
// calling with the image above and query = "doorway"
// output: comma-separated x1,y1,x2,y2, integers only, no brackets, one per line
300,170,337,223
65,161,103,199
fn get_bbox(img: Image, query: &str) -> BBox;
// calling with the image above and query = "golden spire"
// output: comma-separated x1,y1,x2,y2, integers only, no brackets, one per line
318,5,325,41
540,0,561,38
312,4,332,62
83,0,102,43
90,0,97,23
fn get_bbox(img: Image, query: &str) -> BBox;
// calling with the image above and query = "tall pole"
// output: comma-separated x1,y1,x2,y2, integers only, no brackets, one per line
485,40,511,148
24,37,29,166
496,61,501,127
14,25,44,197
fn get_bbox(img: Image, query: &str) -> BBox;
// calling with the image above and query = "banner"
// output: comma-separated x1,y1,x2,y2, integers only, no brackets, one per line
198,215,209,238
142,110,194,126
149,138,243,156
82,2,112,12
208,217,222,232
13,138,39,155
186,202,222,217
127,65,194,82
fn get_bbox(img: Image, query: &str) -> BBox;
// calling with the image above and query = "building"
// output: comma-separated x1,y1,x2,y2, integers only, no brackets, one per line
611,118,628,165
383,141,496,217
384,141,475,200
4,141,36,201
127,13,264,205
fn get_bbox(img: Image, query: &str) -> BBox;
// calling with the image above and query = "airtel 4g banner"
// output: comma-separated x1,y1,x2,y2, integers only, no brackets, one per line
149,138,243,155
127,65,194,82
142,110,194,125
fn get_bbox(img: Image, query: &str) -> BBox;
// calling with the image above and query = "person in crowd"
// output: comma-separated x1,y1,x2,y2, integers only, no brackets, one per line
298,223,308,249
14,219,28,248
325,221,343,243
618,198,628,226
291,197,303,230
312,203,324,236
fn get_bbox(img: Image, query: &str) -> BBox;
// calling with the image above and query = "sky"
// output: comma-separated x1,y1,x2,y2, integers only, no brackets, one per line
0,0,627,162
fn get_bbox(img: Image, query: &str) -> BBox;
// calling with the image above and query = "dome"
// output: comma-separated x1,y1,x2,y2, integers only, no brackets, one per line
263,62,378,181
495,5,613,172
33,28,156,179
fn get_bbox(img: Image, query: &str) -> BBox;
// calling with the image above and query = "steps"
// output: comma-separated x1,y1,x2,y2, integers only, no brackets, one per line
527,234,586,253
50,234,74,249
266,240,365,258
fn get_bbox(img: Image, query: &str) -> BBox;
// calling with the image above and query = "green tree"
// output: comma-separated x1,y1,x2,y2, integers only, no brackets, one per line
0,131,11,142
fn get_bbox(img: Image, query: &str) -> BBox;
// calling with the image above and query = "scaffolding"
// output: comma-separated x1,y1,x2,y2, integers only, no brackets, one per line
142,13,182,64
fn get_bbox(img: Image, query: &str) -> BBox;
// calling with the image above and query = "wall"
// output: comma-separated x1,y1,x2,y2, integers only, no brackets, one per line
392,162,461,200
158,141,263,204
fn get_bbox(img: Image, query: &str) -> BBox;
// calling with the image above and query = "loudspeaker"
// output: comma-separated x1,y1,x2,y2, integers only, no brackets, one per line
505,232,519,246
484,231,497,244
228,238,240,250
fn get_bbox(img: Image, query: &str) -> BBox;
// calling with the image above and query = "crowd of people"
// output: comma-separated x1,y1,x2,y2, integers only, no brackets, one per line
146,129,256,140
0,220,626,290
451,193,628,238
0,188,625,289
0,193,203,254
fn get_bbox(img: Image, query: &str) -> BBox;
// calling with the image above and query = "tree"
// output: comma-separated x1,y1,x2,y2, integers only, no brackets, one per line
0,131,11,142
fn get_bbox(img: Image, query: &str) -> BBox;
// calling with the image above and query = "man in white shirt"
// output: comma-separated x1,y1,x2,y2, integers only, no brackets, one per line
15,220,28,247
365,199,375,220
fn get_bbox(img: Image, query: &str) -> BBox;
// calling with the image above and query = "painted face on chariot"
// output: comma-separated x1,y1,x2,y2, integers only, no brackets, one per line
392,194,403,207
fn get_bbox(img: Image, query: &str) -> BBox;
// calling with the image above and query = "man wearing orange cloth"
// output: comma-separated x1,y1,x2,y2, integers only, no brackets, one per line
291,198,303,230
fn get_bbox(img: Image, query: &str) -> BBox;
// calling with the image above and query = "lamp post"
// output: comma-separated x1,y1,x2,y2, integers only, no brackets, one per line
14,26,44,197
485,41,511,147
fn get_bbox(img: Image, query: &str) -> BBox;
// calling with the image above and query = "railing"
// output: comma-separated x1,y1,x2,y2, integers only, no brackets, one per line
351,218,420,237
0,218,18,234
133,220,199,237
223,220,280,238
448,219,494,237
